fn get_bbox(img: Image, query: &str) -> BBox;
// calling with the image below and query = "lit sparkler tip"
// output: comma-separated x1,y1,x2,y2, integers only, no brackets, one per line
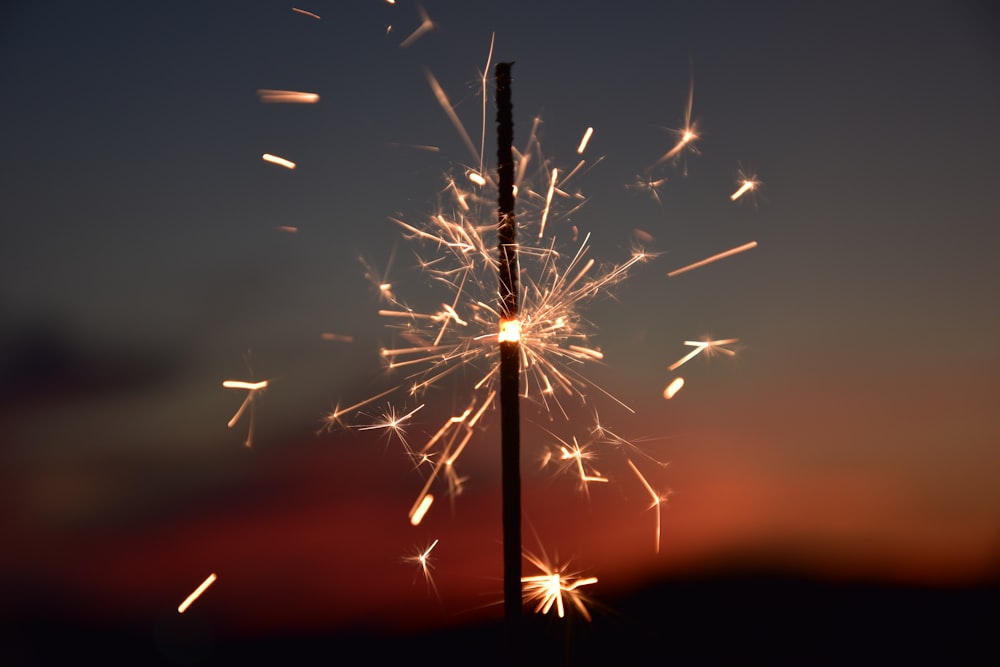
663,377,685,399
262,153,296,170
178,573,217,614
498,318,521,343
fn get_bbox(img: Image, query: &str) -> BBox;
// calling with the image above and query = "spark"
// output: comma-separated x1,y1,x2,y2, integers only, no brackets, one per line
403,539,440,597
256,89,319,104
275,225,298,233
321,332,354,343
576,127,594,154
650,77,699,171
291,7,321,20
730,166,762,202
667,338,739,371
663,377,685,399
409,493,434,526
626,174,668,206
178,573,217,614
262,153,296,170
667,241,758,277
627,459,672,553
399,4,434,48
356,403,425,451
223,378,268,447
541,433,608,492
521,551,598,621
537,168,558,238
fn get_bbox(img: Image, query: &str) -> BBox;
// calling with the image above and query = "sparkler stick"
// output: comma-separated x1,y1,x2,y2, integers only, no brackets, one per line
495,61,522,656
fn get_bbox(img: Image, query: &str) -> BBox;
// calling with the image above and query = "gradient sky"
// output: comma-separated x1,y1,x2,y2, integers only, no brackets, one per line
2,0,999,641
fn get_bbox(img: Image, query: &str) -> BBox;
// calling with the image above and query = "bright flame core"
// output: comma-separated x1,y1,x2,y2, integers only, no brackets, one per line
498,318,521,343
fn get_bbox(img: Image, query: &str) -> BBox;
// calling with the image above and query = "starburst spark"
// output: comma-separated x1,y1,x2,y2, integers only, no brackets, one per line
627,459,672,553
667,338,739,371
650,77,699,171
521,551,598,621
731,166,762,202
403,538,440,598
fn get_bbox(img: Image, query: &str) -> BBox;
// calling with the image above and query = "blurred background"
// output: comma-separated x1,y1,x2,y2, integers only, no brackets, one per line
2,1,998,663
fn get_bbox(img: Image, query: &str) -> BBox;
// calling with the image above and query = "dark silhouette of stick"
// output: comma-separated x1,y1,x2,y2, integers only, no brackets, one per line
495,61,521,660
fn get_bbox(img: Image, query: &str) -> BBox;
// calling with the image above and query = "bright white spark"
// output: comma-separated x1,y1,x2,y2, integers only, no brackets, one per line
576,127,594,154
223,377,268,447
403,539,440,598
667,338,739,371
178,573,217,613
522,551,598,621
262,153,296,170
663,376,684,399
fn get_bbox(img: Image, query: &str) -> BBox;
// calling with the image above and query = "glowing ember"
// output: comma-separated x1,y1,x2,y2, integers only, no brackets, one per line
576,126,594,154
663,376,685,399
409,493,434,526
262,153,296,170
256,89,319,104
177,573,216,614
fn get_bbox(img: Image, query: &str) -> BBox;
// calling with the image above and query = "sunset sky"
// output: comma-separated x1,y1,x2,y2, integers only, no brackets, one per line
1,0,998,659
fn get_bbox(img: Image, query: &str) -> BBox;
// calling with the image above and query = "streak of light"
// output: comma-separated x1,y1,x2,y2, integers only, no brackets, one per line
321,332,354,343
262,153,296,170
663,377,684,399
222,380,268,391
356,403,425,451
467,170,487,186
403,539,440,598
537,168,558,238
667,338,739,371
387,142,440,152
521,551,598,621
667,241,758,277
178,573,217,614
730,180,755,201
627,459,672,553
256,89,319,103
275,225,298,233
424,70,480,165
291,7,321,19
651,76,699,171
409,493,434,526
730,166,762,202
399,4,434,48
576,127,594,154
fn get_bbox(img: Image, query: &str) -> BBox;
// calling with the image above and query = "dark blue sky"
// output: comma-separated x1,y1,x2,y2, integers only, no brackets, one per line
2,0,999,644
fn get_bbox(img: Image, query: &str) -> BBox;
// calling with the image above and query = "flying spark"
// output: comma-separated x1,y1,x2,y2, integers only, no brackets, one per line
663,376,684,399
256,89,319,104
291,7,321,20
178,573,217,614
262,153,296,170
667,338,739,371
399,4,434,48
576,127,594,154
667,241,758,277
403,539,440,597
223,378,268,447
521,551,598,621
627,459,672,553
